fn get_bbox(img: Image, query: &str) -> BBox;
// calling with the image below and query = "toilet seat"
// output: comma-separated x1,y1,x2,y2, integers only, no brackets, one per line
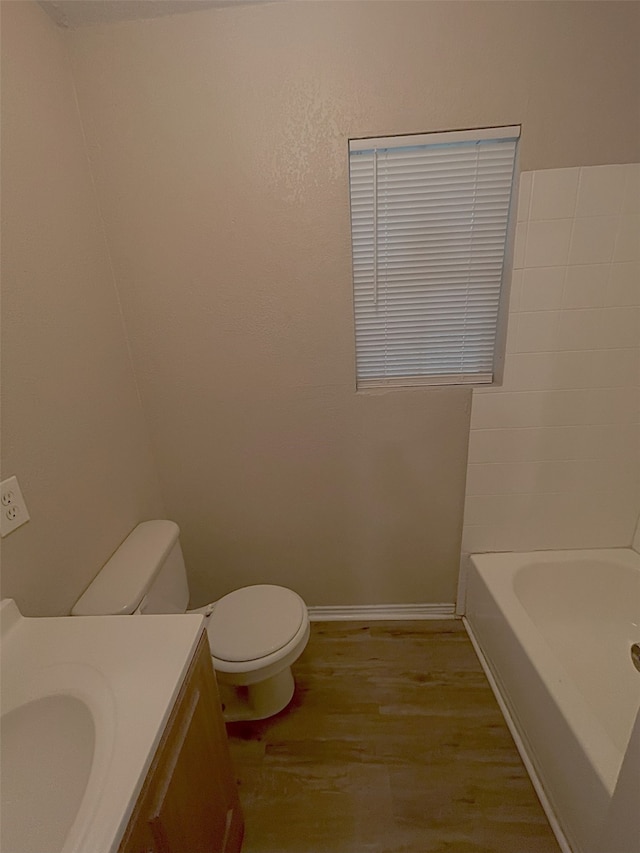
206,584,305,664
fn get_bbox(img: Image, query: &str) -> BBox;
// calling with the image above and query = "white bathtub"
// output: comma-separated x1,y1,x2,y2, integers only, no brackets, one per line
464,548,640,853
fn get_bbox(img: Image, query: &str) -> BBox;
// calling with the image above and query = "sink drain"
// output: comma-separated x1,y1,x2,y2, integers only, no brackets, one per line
632,643,640,673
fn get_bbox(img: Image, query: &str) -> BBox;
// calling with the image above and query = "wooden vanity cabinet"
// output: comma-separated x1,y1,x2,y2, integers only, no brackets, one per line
118,632,244,853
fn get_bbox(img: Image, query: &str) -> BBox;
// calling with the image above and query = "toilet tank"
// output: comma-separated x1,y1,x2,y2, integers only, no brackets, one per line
72,521,190,616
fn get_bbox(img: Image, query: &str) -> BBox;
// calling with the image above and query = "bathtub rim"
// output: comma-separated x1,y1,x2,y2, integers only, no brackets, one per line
466,547,636,794
465,548,640,796
464,546,640,853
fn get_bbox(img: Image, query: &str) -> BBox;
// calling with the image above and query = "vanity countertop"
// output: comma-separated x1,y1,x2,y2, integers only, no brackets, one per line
0,599,205,853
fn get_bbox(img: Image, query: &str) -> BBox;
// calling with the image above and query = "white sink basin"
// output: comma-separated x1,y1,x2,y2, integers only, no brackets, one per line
1,695,95,853
0,599,204,853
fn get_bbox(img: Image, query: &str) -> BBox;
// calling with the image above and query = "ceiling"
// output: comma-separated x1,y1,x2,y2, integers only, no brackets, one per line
38,0,262,28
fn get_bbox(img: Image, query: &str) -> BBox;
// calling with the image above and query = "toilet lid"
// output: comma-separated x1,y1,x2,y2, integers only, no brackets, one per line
206,584,304,663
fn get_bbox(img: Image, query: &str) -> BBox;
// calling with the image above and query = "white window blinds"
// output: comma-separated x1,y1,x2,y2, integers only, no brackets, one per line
349,126,520,388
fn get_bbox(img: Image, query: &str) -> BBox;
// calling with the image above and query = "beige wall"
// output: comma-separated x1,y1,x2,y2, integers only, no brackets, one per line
0,1,165,616
63,0,639,608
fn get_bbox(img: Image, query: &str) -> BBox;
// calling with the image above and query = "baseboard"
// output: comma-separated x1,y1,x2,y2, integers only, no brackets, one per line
307,603,456,621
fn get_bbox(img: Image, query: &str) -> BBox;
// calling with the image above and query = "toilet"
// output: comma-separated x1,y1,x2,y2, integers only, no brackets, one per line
72,520,310,722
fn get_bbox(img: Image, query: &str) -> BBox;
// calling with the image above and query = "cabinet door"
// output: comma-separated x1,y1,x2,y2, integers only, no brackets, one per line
147,671,235,852
119,635,243,853
120,813,160,853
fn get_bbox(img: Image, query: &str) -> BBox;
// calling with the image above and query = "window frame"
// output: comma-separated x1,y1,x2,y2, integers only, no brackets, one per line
348,125,521,391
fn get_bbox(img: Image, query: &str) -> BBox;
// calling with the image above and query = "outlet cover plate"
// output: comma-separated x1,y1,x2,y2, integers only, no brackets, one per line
1,476,30,537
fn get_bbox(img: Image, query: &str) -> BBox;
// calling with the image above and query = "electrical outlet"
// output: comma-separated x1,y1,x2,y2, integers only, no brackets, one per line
1,476,30,537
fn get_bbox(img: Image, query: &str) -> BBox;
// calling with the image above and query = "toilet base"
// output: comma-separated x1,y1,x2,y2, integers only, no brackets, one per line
217,666,295,722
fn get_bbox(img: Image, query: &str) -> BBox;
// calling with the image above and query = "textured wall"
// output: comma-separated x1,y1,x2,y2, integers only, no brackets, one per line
64,1,639,607
0,1,165,615
464,164,640,554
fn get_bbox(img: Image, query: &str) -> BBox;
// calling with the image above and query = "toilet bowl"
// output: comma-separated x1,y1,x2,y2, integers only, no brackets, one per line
72,521,310,722
196,584,310,721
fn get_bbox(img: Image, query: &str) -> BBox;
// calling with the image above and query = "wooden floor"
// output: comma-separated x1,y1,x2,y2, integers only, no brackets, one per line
226,621,561,853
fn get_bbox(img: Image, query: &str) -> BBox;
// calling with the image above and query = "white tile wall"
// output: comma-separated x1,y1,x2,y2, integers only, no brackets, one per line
463,163,640,555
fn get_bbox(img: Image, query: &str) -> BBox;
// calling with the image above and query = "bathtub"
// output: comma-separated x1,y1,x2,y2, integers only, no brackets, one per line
464,548,640,853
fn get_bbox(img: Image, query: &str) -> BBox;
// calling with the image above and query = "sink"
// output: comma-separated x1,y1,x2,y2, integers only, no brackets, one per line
1,695,95,853
0,598,205,853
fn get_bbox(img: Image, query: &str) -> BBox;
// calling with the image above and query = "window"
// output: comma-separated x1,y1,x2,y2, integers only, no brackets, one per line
349,126,520,388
